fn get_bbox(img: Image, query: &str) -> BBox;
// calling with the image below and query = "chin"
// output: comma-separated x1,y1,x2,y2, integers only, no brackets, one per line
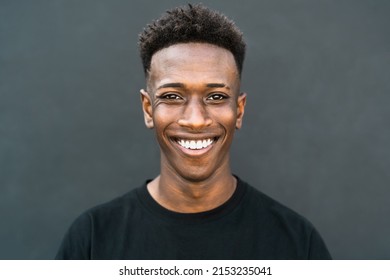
175,167,216,183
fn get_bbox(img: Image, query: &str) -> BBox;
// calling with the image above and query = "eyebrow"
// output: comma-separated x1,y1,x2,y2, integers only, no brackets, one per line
157,83,230,90
206,83,230,89
157,83,184,89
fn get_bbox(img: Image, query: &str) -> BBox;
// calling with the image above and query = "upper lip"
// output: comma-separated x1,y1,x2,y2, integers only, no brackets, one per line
170,134,219,141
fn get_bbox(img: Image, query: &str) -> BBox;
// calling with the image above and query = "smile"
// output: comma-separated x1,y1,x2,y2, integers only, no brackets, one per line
176,138,214,150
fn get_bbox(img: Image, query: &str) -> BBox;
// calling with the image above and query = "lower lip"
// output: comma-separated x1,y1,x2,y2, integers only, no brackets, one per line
173,140,215,157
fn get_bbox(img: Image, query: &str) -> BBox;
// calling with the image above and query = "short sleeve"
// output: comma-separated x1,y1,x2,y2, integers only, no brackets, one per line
308,227,332,259
55,212,92,260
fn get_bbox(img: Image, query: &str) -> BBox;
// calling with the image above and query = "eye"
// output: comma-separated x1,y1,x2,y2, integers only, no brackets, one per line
160,93,182,100
206,93,228,101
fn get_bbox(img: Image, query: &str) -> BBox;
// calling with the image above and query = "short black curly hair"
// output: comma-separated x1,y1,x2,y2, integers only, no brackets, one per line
138,3,246,77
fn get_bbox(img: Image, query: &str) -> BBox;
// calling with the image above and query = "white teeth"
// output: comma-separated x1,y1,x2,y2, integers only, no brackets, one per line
177,138,214,150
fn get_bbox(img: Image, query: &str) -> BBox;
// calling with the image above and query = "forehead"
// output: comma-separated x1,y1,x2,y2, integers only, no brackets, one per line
148,43,239,89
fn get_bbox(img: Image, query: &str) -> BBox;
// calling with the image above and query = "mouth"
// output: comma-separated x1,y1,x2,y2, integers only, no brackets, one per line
172,137,218,155
176,138,215,150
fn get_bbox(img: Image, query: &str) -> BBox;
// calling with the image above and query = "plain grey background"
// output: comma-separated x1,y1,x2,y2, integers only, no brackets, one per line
1,0,389,259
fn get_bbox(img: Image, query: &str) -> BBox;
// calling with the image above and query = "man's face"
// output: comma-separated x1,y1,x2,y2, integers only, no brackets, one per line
141,43,246,182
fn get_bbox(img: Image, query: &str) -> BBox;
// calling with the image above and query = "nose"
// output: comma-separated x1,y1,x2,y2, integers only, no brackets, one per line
177,99,212,129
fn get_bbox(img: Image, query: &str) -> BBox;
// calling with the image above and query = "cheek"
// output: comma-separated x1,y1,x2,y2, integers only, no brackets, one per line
152,107,178,143
211,105,237,128
153,106,175,127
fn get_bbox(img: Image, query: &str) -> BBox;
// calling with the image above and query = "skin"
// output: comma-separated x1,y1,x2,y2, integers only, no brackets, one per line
141,43,246,213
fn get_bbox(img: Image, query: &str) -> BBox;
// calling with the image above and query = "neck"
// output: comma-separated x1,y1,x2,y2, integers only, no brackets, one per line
147,163,237,213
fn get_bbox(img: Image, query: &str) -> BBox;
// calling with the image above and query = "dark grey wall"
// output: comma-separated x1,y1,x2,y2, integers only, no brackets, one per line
1,0,389,259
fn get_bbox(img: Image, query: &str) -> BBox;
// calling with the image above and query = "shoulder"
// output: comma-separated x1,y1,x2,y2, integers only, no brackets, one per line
241,179,311,225
88,187,140,216
240,178,312,226
55,183,146,259
237,177,332,259
75,184,147,230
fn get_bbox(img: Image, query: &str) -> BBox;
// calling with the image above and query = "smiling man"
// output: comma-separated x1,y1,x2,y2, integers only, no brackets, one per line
140,42,244,214
56,4,331,259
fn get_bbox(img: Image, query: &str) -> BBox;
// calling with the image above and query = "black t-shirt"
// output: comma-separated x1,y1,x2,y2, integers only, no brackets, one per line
56,177,331,259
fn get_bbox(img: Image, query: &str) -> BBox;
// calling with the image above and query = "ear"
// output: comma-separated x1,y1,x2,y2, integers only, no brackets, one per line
235,92,247,129
140,89,154,129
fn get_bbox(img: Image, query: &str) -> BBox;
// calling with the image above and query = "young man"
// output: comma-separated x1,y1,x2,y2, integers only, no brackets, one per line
56,4,331,259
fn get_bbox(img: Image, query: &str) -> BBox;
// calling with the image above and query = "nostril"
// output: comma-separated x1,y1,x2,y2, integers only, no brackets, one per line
177,115,212,128
177,101,213,128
